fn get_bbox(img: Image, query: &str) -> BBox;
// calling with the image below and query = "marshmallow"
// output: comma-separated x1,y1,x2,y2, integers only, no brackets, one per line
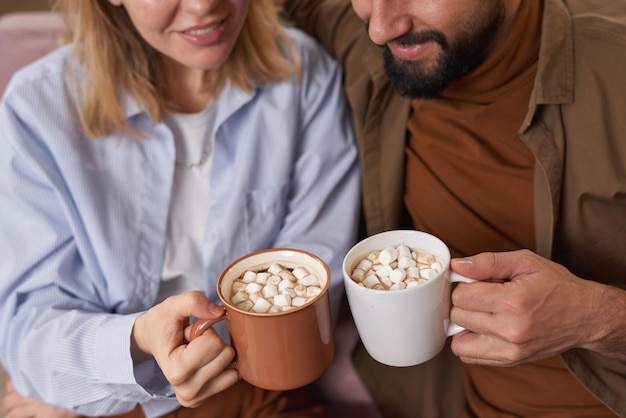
230,291,249,305
416,251,436,265
389,282,407,291
248,292,263,303
405,278,420,288
279,270,297,282
389,268,406,284
278,279,295,293
252,298,272,313
420,268,439,280
298,274,320,287
292,266,310,280
242,271,257,283
397,256,417,269
245,282,263,294
357,259,373,270
294,284,308,297
351,268,366,282
406,266,421,278
361,275,380,289
381,276,393,288
306,286,322,297
367,251,380,263
262,284,278,299
267,275,282,286
236,300,254,311
231,280,247,292
397,245,411,258
379,247,398,265
282,287,296,298
274,293,292,307
255,272,270,285
267,263,284,275
375,264,393,278
430,261,443,270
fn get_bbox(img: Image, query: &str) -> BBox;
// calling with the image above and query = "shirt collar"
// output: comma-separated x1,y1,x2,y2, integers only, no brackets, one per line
520,0,574,133
120,79,257,124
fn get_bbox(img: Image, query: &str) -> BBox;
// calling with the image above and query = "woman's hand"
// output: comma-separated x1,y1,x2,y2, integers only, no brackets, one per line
3,380,79,418
132,291,238,407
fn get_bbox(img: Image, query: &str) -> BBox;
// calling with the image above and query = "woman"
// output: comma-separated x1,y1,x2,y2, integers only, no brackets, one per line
0,0,360,417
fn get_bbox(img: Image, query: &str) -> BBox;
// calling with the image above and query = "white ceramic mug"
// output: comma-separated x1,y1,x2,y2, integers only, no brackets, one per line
343,230,474,367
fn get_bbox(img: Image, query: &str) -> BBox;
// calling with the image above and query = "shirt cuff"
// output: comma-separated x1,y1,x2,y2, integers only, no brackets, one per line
95,313,175,397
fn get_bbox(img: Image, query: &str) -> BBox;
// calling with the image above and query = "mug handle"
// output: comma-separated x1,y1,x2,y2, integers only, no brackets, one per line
189,311,238,369
446,272,476,337
190,314,227,340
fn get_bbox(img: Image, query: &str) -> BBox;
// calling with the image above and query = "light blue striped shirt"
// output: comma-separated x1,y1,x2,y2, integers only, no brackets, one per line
0,28,360,417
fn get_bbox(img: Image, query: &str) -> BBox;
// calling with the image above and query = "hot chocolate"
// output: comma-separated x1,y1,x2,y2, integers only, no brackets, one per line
350,245,443,290
227,262,323,313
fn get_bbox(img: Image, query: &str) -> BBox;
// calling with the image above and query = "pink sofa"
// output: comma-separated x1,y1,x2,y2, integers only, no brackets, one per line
0,12,66,97
0,11,380,418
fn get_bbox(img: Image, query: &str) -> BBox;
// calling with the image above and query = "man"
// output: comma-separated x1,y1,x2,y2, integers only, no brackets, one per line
283,0,626,416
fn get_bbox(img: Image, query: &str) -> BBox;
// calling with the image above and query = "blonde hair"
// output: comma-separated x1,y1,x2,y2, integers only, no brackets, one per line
53,0,300,138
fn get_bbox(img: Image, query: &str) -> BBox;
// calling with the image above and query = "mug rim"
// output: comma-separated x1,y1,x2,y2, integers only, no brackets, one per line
217,248,331,316
343,230,450,293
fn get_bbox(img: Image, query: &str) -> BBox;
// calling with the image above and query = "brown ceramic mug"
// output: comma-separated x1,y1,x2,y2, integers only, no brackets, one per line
190,248,334,391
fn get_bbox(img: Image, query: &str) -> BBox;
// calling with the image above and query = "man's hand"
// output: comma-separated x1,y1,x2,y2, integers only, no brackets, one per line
449,250,626,366
133,291,238,407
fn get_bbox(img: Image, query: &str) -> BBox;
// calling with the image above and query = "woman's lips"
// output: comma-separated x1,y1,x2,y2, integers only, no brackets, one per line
178,19,227,46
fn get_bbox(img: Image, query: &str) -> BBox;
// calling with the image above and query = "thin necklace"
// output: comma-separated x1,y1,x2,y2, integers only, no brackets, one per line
175,146,211,169
172,101,216,169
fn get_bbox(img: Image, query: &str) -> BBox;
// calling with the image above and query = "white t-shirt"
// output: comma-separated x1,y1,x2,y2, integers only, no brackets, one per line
158,102,217,303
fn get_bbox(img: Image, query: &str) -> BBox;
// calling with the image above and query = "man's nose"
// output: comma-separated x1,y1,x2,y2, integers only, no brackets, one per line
361,0,414,45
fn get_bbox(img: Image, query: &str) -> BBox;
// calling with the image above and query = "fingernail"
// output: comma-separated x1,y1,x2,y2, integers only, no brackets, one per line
453,257,473,265
209,304,225,316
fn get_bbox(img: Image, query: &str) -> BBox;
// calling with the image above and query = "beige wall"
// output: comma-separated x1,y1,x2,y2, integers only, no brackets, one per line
0,0,51,15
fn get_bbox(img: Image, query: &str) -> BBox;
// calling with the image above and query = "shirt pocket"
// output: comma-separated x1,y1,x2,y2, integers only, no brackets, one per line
556,194,626,287
205,184,289,284
244,185,289,248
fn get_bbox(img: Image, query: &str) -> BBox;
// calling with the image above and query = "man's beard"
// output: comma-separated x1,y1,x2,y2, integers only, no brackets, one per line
382,5,505,99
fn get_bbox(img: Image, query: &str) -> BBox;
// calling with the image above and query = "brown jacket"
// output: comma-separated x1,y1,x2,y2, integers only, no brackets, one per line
285,0,626,415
